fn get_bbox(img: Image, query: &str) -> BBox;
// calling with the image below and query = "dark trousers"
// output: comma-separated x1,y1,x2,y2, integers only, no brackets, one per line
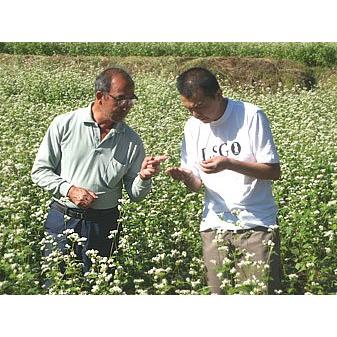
44,202,120,273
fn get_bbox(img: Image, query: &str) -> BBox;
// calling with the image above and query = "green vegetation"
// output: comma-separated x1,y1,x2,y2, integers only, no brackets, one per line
1,42,337,67
0,51,336,294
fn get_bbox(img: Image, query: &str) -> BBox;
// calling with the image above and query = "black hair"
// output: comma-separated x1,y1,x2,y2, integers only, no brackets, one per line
176,67,220,98
94,67,134,93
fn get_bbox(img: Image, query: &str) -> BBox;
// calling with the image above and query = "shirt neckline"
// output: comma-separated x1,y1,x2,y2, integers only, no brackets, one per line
209,98,233,127
82,102,125,133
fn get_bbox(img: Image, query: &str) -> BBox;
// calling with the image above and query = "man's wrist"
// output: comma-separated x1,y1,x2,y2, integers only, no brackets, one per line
66,185,75,197
226,157,235,171
139,172,151,181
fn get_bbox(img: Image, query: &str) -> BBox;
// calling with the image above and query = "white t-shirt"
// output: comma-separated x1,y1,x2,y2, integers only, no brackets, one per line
181,98,280,231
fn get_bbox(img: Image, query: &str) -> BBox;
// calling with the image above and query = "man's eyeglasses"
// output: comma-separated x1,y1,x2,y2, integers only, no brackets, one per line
107,94,138,106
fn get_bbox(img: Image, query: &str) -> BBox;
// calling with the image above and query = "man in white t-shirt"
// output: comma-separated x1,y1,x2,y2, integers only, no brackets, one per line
166,67,281,294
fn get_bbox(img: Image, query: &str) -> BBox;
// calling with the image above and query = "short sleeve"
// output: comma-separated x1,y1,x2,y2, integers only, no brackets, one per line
249,110,279,163
181,121,201,178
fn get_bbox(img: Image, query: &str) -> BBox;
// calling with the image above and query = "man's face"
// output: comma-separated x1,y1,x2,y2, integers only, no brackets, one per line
180,90,222,123
102,74,136,123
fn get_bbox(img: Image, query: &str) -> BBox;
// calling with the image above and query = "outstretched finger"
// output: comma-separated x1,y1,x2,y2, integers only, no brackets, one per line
154,155,169,163
147,156,169,166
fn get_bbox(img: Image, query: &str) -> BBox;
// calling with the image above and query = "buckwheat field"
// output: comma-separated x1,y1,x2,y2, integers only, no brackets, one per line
0,55,336,295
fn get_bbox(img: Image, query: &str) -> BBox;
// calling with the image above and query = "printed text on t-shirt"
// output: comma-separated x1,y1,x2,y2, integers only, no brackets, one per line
201,141,241,161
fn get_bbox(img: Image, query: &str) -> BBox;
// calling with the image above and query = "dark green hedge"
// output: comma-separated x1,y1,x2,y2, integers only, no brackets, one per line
0,42,336,67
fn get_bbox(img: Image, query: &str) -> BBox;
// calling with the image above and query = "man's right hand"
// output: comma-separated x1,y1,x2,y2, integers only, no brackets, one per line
139,155,169,180
166,167,193,183
67,186,98,208
166,167,202,192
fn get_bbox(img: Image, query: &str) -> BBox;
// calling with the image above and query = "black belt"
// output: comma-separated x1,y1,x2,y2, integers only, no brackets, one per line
50,200,118,221
229,226,270,234
204,226,270,234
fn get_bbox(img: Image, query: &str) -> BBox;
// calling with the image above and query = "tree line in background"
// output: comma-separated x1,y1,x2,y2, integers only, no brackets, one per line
0,42,337,67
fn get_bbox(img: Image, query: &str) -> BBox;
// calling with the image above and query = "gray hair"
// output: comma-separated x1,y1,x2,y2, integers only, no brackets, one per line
95,67,134,93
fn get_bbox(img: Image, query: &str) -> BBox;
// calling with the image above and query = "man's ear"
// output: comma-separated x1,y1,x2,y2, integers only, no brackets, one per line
96,91,104,101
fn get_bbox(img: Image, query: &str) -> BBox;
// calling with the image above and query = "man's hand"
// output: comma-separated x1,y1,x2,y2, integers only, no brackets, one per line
67,186,98,208
165,167,193,183
166,167,202,192
200,157,281,180
200,156,232,174
139,155,169,180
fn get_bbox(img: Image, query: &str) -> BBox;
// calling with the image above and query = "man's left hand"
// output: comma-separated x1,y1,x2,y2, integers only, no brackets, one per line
139,155,169,180
200,156,232,174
